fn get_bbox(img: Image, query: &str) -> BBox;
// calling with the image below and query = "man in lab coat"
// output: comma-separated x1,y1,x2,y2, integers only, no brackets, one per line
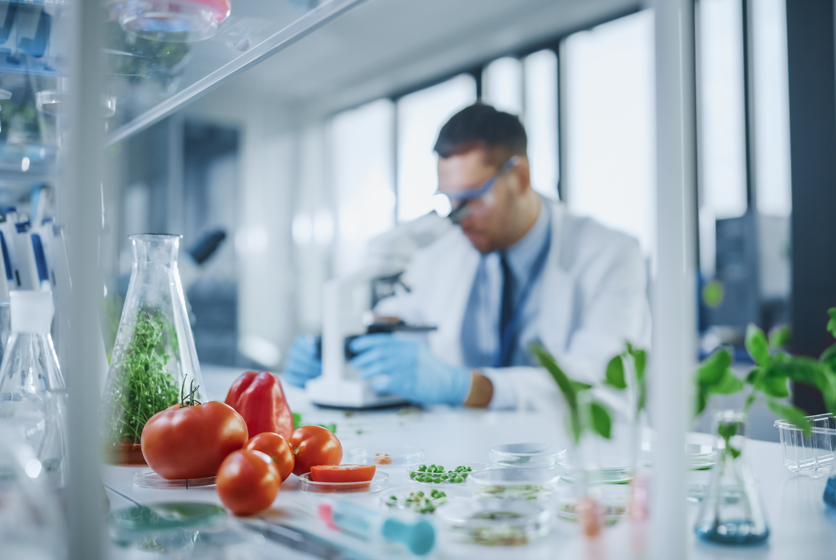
286,104,650,410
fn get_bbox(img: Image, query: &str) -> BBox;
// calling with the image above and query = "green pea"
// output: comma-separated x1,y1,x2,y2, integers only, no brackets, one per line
410,472,417,479
455,475,464,483
417,491,424,497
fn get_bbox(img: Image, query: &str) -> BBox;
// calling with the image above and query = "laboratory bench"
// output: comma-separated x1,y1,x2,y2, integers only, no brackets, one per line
99,365,836,559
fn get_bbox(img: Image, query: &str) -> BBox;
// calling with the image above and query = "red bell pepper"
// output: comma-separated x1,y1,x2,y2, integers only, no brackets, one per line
224,371,294,440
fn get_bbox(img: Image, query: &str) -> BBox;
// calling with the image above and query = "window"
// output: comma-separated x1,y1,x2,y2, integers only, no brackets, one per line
562,11,655,254
482,57,524,115
523,49,559,198
396,74,477,222
330,99,396,276
751,0,791,217
696,0,748,220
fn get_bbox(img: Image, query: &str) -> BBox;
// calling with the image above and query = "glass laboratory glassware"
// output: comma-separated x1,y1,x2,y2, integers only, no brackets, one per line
0,430,67,560
0,301,11,360
0,290,68,489
107,0,232,42
694,411,769,545
101,234,203,465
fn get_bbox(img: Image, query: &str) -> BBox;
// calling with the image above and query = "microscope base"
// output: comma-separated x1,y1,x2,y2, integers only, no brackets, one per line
306,378,407,409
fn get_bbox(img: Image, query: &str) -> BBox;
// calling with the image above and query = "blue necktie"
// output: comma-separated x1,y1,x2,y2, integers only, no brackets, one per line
498,253,516,367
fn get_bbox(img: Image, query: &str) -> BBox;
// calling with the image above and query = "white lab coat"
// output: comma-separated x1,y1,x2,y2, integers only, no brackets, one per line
375,200,651,411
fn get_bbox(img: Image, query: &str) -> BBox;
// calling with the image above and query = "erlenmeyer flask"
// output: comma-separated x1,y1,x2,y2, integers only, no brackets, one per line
0,290,67,488
0,429,67,559
694,411,769,545
102,234,203,465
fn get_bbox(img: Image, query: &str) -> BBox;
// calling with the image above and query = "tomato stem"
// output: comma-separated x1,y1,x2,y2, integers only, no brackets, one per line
179,378,202,407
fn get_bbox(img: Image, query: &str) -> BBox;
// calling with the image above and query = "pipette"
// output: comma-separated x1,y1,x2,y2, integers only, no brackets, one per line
316,499,435,556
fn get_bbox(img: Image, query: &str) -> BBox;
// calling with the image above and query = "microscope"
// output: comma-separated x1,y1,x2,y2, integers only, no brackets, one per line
306,212,450,408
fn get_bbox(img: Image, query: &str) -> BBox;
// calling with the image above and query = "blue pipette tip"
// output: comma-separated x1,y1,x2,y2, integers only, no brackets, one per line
381,518,435,556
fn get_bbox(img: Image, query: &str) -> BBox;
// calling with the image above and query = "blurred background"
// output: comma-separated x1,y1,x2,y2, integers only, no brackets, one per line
1,0,830,440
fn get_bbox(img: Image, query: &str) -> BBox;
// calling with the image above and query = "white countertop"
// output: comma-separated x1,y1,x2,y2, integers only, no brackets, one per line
100,365,836,559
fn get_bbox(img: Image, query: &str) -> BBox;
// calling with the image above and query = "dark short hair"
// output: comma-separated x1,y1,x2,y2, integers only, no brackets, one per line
434,103,527,166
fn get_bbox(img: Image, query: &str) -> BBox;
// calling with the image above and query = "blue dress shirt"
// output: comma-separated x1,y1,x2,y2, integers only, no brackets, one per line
460,200,551,369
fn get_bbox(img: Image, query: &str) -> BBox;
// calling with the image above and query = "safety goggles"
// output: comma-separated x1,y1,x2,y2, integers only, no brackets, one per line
440,156,519,224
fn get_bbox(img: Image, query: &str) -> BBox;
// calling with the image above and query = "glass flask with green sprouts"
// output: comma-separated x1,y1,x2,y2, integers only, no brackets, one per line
694,411,769,545
101,234,203,465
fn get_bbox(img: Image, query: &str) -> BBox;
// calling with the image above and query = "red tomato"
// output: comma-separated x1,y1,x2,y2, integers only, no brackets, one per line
310,464,375,483
244,433,295,482
141,401,248,480
289,425,342,476
374,453,393,465
216,450,280,516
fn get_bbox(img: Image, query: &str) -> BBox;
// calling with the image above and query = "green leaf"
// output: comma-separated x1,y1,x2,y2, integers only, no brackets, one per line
570,380,593,393
768,325,791,349
604,355,626,390
745,324,770,365
708,370,745,395
759,374,790,398
820,343,836,370
827,308,836,338
293,412,303,430
745,368,759,385
589,401,613,439
766,400,812,436
631,349,647,382
702,280,724,308
531,345,578,411
717,420,740,440
696,349,732,387
531,344,583,445
694,390,707,417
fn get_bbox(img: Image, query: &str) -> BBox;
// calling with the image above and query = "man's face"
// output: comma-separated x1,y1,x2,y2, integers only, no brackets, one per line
437,149,523,253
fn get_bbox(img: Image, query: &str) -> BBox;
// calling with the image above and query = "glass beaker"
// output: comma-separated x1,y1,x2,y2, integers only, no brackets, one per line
694,411,769,545
0,290,67,488
101,234,203,465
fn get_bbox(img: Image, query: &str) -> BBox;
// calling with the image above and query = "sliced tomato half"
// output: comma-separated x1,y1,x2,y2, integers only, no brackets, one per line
309,464,376,483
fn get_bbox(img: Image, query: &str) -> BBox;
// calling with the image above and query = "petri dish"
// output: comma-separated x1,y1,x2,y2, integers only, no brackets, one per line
345,446,425,467
406,461,488,486
687,443,718,471
436,498,552,548
110,0,231,42
468,467,560,501
382,488,450,514
133,469,216,489
298,472,388,495
109,502,227,534
553,480,629,525
556,451,634,484
490,443,560,469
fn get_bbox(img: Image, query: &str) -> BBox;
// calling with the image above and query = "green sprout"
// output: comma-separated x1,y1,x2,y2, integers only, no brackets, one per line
694,309,836,461
530,344,613,446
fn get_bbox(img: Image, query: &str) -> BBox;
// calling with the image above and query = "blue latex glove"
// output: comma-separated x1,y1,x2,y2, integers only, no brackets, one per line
283,335,322,388
349,334,472,406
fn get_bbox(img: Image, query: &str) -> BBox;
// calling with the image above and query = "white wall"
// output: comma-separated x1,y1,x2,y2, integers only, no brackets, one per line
185,87,302,367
